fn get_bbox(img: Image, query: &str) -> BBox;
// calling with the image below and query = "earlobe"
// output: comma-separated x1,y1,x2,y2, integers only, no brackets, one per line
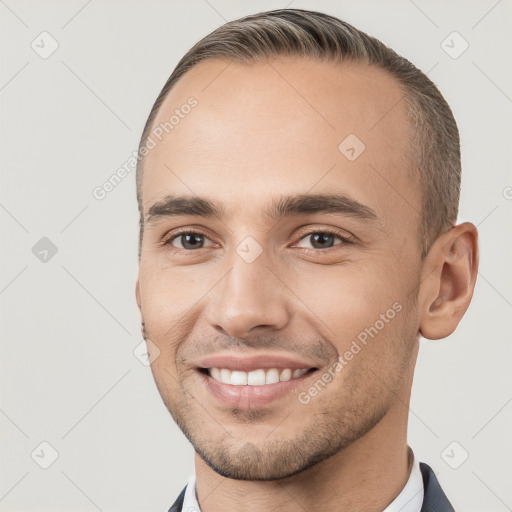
419,223,479,340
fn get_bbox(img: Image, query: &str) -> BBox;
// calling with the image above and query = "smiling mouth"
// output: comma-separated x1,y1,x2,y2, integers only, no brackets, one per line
200,367,318,386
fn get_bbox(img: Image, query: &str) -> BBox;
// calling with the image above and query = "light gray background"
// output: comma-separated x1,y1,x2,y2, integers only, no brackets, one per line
1,1,511,511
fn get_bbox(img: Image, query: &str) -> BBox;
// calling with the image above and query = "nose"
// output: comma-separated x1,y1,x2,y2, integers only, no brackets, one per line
206,254,291,340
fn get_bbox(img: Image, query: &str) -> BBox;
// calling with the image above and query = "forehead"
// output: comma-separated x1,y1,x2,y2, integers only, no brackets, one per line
141,57,419,230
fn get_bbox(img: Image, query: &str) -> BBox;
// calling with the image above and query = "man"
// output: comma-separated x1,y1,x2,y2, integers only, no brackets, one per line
134,8,478,512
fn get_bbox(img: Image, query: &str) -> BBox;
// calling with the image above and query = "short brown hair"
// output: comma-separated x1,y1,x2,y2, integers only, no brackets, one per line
136,8,460,258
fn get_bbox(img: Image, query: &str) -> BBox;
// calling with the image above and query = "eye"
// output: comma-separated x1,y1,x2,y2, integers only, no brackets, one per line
294,229,352,250
163,231,216,251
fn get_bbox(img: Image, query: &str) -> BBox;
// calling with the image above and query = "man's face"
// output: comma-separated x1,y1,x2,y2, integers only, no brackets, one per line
136,57,423,480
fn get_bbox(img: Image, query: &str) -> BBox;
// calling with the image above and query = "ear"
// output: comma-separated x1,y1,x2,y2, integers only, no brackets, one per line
135,276,142,312
418,222,479,340
135,276,147,339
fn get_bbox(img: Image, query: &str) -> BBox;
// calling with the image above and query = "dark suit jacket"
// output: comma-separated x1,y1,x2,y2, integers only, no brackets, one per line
167,462,455,512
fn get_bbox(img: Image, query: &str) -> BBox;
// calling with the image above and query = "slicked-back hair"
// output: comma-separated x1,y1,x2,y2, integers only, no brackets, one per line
136,8,460,259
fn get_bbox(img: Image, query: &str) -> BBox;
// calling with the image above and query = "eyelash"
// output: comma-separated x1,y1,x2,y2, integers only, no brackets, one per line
160,227,354,253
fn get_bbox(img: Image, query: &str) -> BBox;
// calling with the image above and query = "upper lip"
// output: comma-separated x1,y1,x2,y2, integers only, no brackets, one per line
196,352,321,372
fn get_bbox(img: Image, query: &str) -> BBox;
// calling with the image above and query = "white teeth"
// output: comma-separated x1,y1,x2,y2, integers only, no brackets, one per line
208,367,310,386
247,369,266,385
265,368,280,384
220,368,231,384
230,370,248,386
279,368,292,382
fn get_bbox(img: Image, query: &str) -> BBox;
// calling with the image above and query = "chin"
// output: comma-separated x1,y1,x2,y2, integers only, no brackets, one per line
186,415,372,481
194,440,333,480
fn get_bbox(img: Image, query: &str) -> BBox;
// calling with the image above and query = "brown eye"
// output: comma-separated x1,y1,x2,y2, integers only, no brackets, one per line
165,231,215,251
309,233,336,249
295,230,348,250
176,233,205,249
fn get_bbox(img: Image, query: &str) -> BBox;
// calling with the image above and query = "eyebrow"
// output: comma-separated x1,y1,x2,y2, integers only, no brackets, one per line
145,193,378,224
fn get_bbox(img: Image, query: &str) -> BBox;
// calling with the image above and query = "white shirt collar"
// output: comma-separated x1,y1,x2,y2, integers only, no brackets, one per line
382,449,424,512
182,449,423,512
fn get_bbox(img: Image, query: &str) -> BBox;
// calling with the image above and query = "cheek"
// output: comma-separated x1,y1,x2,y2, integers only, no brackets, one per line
138,263,208,327
138,267,194,362
292,262,406,342
138,263,225,386
292,261,417,385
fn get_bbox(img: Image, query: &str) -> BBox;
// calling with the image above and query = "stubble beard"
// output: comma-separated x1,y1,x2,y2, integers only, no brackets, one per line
152,360,409,481
147,297,418,481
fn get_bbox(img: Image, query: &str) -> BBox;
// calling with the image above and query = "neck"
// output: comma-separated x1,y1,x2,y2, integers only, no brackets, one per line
194,345,418,512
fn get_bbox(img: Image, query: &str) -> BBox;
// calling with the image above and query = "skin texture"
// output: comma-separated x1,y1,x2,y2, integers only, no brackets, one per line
135,57,479,512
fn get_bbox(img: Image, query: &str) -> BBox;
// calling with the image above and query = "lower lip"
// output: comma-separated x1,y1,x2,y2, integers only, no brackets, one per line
198,370,316,409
